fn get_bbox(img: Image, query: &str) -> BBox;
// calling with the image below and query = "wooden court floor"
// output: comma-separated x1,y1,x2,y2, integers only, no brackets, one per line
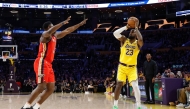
0,93,176,109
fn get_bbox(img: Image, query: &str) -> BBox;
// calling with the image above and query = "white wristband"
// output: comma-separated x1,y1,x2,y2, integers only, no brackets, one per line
113,26,127,39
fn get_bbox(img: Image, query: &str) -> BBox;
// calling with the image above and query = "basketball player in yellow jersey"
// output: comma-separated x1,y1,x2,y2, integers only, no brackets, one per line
112,17,143,109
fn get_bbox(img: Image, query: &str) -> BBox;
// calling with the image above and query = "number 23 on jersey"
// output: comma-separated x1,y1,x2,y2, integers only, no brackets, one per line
126,49,133,56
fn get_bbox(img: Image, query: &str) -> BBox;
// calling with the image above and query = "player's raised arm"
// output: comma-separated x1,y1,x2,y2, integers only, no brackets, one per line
42,16,71,39
113,26,127,45
55,19,88,39
134,18,143,49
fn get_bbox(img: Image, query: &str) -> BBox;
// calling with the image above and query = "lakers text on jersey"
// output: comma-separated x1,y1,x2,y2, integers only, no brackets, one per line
119,38,139,65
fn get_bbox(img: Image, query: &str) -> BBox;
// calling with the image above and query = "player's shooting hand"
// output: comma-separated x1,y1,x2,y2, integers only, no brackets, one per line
126,24,130,29
79,19,88,26
132,18,139,29
63,16,71,24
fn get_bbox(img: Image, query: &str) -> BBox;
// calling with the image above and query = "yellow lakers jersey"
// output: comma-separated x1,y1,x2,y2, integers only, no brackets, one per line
119,38,140,65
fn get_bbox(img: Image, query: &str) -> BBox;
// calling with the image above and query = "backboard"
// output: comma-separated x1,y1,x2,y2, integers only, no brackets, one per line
0,45,18,61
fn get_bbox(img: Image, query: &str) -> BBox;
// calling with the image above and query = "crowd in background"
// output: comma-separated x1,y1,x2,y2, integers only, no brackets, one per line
12,28,190,53
0,27,190,93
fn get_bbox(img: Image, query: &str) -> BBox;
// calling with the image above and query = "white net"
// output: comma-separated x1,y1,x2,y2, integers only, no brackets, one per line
3,58,6,62
2,56,8,62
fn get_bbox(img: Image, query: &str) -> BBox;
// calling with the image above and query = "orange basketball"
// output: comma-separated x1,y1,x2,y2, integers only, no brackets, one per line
127,17,138,28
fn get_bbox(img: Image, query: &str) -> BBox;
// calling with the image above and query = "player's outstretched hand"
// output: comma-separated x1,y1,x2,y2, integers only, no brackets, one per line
63,16,71,25
79,19,88,26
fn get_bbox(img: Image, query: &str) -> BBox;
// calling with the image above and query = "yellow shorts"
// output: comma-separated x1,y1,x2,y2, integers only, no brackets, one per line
117,64,137,83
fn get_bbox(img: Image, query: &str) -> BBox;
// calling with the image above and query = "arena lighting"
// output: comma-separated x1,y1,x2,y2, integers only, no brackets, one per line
115,10,122,13
176,10,190,16
76,11,84,14
44,12,51,14
10,10,18,13
145,19,175,29
94,23,112,32
0,0,179,9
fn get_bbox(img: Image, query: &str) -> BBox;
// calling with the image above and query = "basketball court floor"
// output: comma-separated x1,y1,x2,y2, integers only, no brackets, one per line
0,93,177,109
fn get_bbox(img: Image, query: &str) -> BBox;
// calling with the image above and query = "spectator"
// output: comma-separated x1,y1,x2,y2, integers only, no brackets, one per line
176,83,190,108
31,80,37,90
111,69,117,94
83,80,88,92
65,83,71,93
156,73,161,79
176,88,187,108
185,74,190,84
168,69,175,78
73,81,78,92
88,81,94,92
104,77,112,94
184,85,190,108
74,84,80,93
93,80,98,93
176,71,183,78
161,69,169,78
79,84,83,93
61,80,66,92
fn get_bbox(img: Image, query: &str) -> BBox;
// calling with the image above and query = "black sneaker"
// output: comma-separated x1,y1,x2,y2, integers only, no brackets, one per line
149,101,155,104
143,100,150,104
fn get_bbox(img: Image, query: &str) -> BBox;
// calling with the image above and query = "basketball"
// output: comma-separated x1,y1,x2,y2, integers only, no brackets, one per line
127,17,139,28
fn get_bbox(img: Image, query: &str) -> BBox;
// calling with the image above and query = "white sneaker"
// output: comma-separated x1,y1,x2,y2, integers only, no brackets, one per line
104,92,108,94
176,103,185,108
85,91,89,94
119,94,123,98
111,93,114,97
185,104,190,109
123,95,127,99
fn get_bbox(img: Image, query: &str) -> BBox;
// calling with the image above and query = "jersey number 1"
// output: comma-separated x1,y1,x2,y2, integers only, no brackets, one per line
126,49,133,56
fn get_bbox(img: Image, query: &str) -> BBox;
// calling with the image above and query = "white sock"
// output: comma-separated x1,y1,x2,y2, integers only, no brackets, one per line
114,100,118,106
23,102,31,108
131,80,141,106
33,103,41,109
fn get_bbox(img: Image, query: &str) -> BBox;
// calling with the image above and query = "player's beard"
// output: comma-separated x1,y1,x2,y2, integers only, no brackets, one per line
128,35,135,40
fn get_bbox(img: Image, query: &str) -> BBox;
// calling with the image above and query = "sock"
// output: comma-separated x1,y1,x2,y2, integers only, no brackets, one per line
131,80,141,107
23,102,31,108
33,103,41,109
114,100,118,106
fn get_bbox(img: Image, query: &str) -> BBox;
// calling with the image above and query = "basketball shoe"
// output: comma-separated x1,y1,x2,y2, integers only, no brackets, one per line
137,107,142,109
112,105,118,109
